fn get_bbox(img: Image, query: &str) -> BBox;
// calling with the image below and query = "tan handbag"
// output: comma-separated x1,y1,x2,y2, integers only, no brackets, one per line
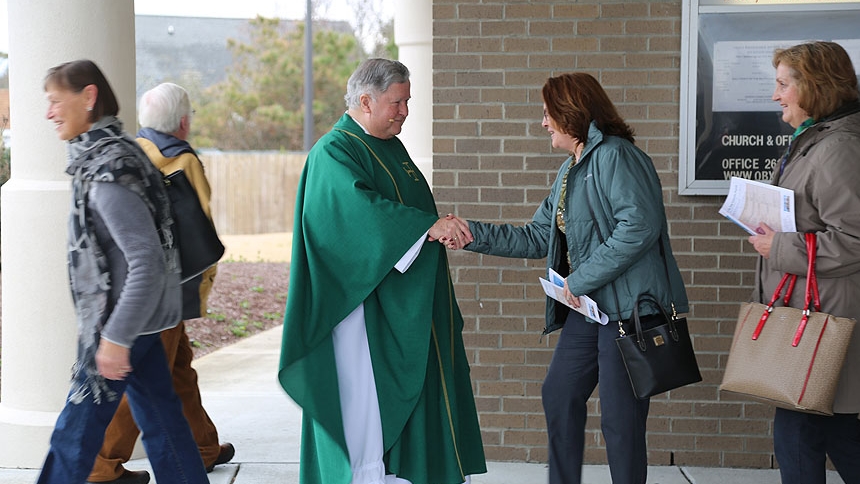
720,233,856,415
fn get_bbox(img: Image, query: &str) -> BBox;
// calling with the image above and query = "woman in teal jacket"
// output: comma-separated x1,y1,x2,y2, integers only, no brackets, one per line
460,73,688,484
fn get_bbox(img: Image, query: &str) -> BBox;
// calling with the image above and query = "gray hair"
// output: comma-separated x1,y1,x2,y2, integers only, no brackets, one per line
344,58,410,109
138,82,192,134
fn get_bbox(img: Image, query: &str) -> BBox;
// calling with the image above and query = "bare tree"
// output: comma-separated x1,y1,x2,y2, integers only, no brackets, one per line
344,0,394,58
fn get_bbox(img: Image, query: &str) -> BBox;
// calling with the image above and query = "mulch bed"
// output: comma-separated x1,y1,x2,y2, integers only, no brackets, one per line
0,262,290,388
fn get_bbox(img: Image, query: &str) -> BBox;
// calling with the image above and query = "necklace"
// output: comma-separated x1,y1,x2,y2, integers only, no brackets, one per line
555,157,575,233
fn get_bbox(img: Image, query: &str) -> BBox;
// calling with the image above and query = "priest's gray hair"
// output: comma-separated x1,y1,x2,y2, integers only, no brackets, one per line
139,82,192,134
344,58,410,109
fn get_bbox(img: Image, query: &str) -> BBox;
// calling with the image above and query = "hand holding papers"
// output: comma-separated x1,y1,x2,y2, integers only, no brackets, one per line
719,177,796,235
539,269,609,325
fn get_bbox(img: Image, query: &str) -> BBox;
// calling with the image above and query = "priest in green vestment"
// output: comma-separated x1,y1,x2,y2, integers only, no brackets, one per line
278,58,487,484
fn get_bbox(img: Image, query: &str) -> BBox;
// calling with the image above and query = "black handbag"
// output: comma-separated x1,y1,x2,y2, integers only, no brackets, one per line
615,293,702,399
164,169,225,283
583,184,700,399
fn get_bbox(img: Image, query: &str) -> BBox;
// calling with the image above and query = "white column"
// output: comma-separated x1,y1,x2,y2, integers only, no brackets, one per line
394,0,433,187
0,0,137,468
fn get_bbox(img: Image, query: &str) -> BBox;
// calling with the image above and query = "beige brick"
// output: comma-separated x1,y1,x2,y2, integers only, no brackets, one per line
474,397,501,414
433,38,457,55
432,186,479,203
577,20,625,36
650,35,682,52
525,54,577,70
484,445,528,461
553,36,599,52
505,70,557,88
457,71,505,87
647,433,696,450
601,3,649,17
480,430,501,446
627,52,678,69
481,88,530,103
576,53,625,69
459,4,504,19
528,20,576,36
459,170,501,187
478,380,526,396
601,36,648,52
481,20,527,37
458,37,503,53
503,429,550,446
481,413,526,429
552,4,600,19
457,104,505,119
502,364,548,381
504,138,551,154
500,171,550,187
481,53,530,69
435,87,482,104
626,19,675,35
434,20,481,36
502,396,544,414
651,2,682,17
434,121,480,137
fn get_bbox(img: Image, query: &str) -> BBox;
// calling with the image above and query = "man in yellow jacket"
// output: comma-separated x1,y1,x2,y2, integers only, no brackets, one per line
86,83,233,484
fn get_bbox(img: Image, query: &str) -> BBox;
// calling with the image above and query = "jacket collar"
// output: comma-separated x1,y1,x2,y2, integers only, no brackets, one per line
137,127,195,158
578,121,605,163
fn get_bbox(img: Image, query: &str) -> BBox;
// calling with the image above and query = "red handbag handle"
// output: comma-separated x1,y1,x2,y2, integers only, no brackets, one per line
752,232,820,345
792,233,821,346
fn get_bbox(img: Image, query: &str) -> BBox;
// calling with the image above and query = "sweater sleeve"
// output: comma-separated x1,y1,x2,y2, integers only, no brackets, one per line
89,182,167,347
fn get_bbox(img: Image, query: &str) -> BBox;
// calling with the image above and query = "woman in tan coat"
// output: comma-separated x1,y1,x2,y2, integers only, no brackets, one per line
748,41,860,484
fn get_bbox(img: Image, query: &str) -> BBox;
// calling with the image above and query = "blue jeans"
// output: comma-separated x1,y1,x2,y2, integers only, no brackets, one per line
542,311,650,484
37,333,208,484
774,408,860,484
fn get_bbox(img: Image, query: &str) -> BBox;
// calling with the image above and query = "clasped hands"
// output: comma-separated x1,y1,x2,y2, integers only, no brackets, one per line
428,214,473,250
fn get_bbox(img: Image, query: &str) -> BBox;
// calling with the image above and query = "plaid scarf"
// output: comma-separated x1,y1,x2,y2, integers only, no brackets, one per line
64,117,179,404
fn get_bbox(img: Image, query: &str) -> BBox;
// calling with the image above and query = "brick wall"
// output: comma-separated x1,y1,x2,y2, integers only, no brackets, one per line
431,0,772,468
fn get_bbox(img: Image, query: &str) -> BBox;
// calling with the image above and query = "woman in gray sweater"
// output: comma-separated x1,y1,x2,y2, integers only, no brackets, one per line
37,59,208,484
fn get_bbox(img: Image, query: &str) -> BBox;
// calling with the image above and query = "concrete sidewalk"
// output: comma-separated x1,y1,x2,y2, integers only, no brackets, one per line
0,324,846,484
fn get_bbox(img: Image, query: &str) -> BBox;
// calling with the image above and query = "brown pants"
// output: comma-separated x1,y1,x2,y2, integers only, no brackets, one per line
87,322,220,481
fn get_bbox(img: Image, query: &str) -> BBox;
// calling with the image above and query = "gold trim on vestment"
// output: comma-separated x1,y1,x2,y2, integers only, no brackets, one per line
334,128,404,203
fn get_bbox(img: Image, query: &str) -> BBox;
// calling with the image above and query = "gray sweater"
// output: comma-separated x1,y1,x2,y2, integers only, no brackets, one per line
89,181,181,348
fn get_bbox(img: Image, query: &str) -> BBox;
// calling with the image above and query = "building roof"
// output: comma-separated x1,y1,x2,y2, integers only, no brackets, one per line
135,15,252,97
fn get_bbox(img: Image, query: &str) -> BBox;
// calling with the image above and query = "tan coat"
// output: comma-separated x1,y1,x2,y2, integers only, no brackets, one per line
755,101,860,413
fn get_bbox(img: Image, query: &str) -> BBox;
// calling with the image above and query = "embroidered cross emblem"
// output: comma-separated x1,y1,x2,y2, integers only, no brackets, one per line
401,161,420,181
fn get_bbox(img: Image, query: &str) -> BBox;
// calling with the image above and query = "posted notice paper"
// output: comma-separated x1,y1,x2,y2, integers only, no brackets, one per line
719,177,796,235
539,268,609,325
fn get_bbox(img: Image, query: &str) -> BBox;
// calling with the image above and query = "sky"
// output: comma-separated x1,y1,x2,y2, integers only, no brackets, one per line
0,0,390,54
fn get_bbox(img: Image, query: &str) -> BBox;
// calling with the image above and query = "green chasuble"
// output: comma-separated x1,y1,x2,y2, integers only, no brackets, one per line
278,114,486,484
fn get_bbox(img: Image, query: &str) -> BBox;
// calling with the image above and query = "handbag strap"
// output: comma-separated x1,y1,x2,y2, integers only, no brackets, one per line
791,232,820,346
751,232,821,347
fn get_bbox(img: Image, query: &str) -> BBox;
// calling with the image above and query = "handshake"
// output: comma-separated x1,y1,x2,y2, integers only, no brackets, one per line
428,213,472,250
